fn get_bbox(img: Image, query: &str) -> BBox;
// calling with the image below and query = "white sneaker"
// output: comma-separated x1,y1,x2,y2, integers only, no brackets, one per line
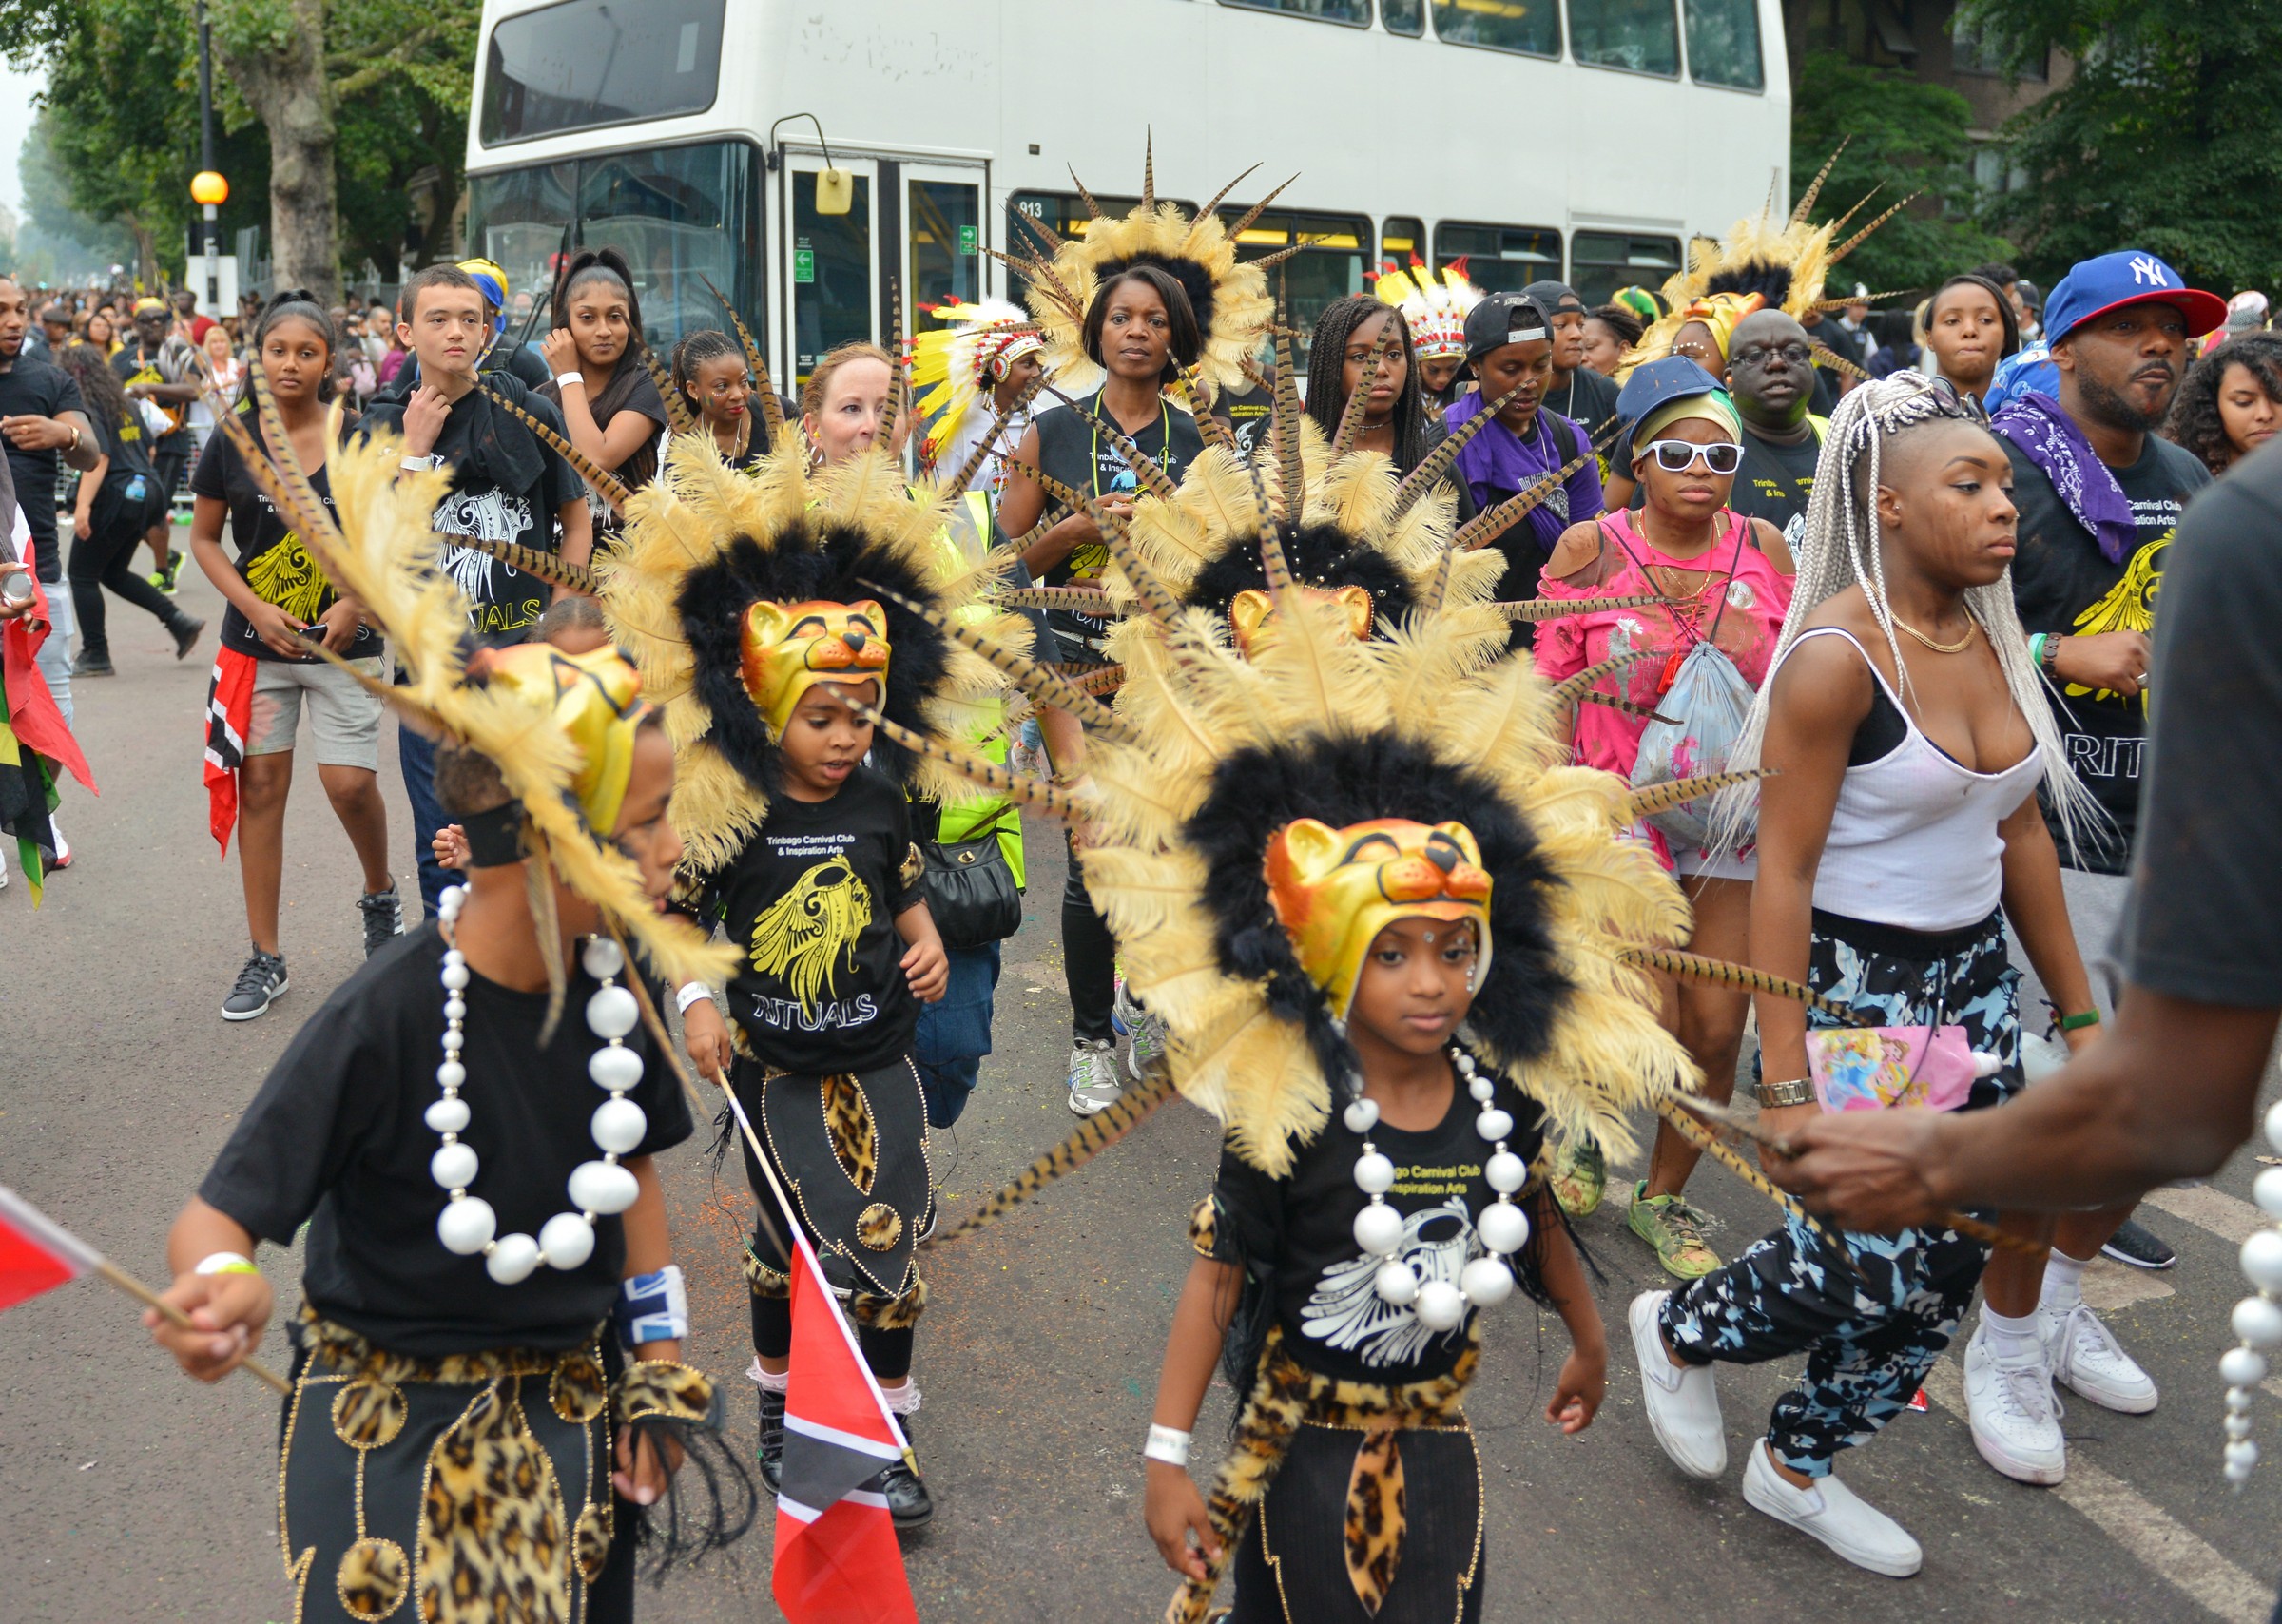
1742,1440,1923,1576
1629,1290,1726,1479
1065,1040,1121,1115
1963,1324,2067,1484
2043,1301,2158,1414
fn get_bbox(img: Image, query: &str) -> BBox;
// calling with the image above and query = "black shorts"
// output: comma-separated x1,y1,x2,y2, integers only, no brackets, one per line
151,445,190,499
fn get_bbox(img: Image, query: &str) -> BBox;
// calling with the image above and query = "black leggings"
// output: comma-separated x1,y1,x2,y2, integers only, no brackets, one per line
1063,829,1118,1045
68,514,174,660
748,1289,914,1382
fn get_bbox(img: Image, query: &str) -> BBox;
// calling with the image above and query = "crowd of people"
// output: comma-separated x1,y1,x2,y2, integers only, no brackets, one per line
6,153,2282,1624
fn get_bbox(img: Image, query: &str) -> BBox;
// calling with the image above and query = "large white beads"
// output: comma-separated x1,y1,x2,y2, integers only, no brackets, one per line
1344,1097,1380,1134
538,1211,596,1270
1374,1260,1420,1306
2222,1347,2270,1387
430,1142,478,1191
2265,1098,2282,1154
1460,1256,1515,1307
589,1045,645,1092
580,935,626,980
586,984,639,1041
2256,1167,2282,1219
1353,1152,1396,1196
569,1159,640,1216
590,1096,648,1155
485,1232,541,1285
1414,1278,1466,1331
2234,1295,2282,1349
437,1196,496,1255
2228,1439,2260,1472
2243,1231,2282,1295
1484,1150,1527,1195
1354,1202,1404,1257
1478,1200,1531,1257
424,1096,472,1135
1475,1108,1514,1144
440,960,471,993
435,1060,466,1091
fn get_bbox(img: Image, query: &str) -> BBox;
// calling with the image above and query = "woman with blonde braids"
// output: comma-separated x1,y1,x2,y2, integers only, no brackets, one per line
1632,373,2103,1571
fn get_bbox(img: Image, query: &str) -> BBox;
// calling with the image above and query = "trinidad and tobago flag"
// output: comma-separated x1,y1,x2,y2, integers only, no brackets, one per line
770,1226,919,1624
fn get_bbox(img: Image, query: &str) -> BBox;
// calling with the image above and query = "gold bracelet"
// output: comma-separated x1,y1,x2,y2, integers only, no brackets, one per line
1755,1076,1817,1109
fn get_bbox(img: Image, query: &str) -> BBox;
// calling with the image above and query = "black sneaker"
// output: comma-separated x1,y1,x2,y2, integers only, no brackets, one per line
878,1415,934,1529
70,652,115,677
222,949,289,1022
756,1384,785,1495
169,613,205,660
2100,1218,2176,1271
357,884,404,957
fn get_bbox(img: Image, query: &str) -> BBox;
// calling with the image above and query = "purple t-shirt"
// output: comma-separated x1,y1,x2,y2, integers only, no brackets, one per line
1443,391,1605,556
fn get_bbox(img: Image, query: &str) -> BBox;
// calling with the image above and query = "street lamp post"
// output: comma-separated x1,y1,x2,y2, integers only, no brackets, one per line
195,1,219,315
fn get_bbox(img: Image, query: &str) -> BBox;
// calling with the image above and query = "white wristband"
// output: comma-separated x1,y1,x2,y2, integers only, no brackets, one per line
193,1250,258,1276
554,371,585,389
1143,1423,1191,1466
397,455,435,473
675,981,716,1015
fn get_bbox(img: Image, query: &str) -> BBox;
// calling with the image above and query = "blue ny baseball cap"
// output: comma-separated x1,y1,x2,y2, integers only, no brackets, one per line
1612,356,1729,465
2042,251,2226,345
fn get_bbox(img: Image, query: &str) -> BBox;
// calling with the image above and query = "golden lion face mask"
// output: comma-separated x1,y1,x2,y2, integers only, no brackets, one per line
483,644,648,835
1263,818,1493,1016
1228,584,1374,658
741,598,893,739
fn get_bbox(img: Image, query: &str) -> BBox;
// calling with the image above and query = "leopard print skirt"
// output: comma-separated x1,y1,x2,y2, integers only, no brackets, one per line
276,1312,714,1624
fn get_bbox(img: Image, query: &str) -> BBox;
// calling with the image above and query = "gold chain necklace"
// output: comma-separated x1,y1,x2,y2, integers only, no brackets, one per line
1891,613,1978,655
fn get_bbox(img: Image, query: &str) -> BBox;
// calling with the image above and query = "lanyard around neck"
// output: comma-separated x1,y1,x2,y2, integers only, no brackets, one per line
1090,391,1170,499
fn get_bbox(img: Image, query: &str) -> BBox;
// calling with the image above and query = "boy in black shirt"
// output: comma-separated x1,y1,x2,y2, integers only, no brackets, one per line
112,296,199,591
360,263,590,918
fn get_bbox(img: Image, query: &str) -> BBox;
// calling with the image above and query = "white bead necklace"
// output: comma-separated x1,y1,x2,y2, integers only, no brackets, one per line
2219,1099,2282,1481
429,883,648,1285
1347,1044,1531,1332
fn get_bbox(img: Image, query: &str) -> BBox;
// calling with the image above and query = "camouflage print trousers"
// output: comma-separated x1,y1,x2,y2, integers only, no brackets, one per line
1659,907,2021,1479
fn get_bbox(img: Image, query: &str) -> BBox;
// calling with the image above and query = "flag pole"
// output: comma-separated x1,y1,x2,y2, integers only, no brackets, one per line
94,1257,293,1395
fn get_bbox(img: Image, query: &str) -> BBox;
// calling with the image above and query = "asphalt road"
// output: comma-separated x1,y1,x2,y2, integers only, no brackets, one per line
8,559,2282,1623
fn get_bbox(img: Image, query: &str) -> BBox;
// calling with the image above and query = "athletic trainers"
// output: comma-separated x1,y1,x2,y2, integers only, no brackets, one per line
2100,1218,2176,1270
358,884,405,958
1628,1181,1721,1279
70,652,115,677
1963,1323,2066,1484
2042,1300,2159,1414
151,554,184,595
1115,979,1168,1080
1741,1440,1923,1577
1551,1137,1606,1218
222,948,289,1022
1066,1039,1121,1115
1629,1290,1727,1479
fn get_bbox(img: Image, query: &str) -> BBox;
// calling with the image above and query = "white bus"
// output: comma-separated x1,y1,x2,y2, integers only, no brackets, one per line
464,0,1789,387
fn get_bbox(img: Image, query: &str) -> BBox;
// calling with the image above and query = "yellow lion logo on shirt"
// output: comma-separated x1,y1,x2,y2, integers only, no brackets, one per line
747,856,874,1015
242,531,333,625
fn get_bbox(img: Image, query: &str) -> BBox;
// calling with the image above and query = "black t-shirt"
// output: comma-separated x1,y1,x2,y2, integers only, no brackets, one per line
2005,431,2212,871
2126,442,2282,1006
1031,391,1205,657
1215,378,1273,465
0,354,87,581
1728,420,1825,546
190,413,382,661
79,393,159,540
693,764,926,1076
1205,1066,1547,1383
359,383,583,648
199,926,694,1357
1547,365,1620,439
111,340,193,457
537,366,672,512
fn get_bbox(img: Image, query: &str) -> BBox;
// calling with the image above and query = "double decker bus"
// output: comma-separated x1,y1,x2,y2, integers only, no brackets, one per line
466,0,1789,388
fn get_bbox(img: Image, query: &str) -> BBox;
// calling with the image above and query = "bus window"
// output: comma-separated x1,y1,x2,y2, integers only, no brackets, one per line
909,178,983,333
1219,0,1370,21
1219,209,1371,356
1381,216,1426,267
1431,0,1559,59
1686,0,1765,88
1383,0,1426,35
1570,0,1680,76
464,161,579,339
575,142,762,353
480,0,726,145
793,171,873,382
1569,230,1682,307
1434,222,1560,296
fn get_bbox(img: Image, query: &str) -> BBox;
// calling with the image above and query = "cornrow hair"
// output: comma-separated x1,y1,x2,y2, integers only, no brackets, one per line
1304,295,1424,477
2165,333,2282,475
671,326,767,454
1709,370,2101,860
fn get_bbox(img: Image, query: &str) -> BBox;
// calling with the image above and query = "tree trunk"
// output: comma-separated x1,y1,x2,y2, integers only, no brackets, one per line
122,214,159,292
213,0,340,305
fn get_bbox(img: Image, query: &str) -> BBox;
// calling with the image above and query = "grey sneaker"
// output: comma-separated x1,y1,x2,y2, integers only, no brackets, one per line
1115,979,1168,1080
222,949,289,1021
1066,1039,1122,1115
358,884,404,958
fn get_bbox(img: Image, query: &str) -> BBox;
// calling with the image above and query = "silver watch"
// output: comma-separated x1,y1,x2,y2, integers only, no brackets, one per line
1755,1076,1816,1109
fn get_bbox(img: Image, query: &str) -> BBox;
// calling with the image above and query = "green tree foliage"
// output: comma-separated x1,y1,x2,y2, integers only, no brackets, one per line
1961,0,2282,294
1789,50,2016,296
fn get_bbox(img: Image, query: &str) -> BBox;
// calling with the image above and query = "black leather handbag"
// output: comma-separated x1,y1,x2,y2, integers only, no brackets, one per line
918,802,1022,951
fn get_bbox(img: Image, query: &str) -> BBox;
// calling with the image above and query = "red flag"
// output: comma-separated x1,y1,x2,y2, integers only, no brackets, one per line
203,646,258,855
0,1184,101,1314
1,549,94,795
770,1228,919,1624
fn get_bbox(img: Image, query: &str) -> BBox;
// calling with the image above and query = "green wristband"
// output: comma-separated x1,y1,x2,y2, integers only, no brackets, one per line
2057,1009,2101,1032
2029,633,2045,667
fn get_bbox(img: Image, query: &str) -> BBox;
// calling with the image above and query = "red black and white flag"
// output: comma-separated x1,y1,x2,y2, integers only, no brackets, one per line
0,1184,100,1315
770,1227,919,1624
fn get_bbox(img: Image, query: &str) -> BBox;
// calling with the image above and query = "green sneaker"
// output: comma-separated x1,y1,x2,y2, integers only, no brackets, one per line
1628,1181,1721,1279
1549,1137,1605,1218
150,554,184,595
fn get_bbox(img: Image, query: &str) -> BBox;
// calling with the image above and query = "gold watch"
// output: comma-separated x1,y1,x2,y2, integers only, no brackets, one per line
1754,1076,1816,1109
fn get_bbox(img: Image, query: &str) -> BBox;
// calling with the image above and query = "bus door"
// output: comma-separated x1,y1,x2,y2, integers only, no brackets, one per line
894,160,988,338
780,150,878,390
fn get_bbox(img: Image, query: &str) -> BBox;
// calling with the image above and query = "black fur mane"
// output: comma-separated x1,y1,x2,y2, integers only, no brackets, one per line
1184,521,1421,633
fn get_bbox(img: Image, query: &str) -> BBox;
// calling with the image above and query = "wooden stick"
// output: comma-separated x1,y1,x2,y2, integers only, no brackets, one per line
98,1259,292,1394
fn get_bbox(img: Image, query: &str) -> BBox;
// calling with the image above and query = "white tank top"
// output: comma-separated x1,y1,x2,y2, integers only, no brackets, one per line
1786,627,2046,933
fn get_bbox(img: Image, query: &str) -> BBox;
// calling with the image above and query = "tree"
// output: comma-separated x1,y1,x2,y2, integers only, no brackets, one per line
1789,51,2018,297
1961,0,2282,295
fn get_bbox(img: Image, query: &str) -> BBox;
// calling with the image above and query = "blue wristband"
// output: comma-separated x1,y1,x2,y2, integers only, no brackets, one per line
614,1265,688,1347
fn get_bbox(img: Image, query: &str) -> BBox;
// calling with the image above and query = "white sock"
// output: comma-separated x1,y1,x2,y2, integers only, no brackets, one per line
748,1357,789,1393
1981,1305,2042,1364
2040,1248,2092,1316
880,1379,922,1416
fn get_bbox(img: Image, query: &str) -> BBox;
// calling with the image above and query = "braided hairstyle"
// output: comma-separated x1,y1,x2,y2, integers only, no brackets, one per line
1304,294,1424,475
2164,333,2282,474
243,289,338,405
1711,370,2100,857
671,326,768,453
1588,302,1646,353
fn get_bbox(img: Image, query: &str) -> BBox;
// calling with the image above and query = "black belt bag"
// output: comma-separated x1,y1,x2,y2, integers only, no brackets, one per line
919,802,1022,951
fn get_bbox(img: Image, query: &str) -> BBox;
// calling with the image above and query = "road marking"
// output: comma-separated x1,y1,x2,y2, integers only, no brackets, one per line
2144,1185,2265,1247
2082,1256,2176,1313
1922,1363,2268,1623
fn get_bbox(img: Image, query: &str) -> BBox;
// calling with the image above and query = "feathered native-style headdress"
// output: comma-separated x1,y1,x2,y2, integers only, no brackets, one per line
1374,258,1482,361
594,435,1031,872
1006,141,1283,401
911,299,1044,467
195,386,737,1012
1620,143,1909,380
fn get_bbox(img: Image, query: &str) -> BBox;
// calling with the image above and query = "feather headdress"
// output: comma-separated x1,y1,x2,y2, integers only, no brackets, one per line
910,299,1045,467
1374,258,1482,361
